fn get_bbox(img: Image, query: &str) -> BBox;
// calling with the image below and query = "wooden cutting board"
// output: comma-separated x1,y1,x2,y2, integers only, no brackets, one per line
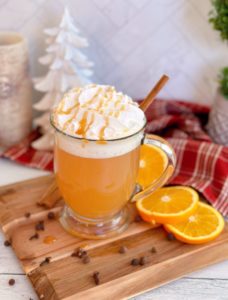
0,175,227,300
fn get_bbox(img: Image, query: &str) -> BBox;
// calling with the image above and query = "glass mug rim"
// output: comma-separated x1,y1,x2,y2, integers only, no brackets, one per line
50,112,147,143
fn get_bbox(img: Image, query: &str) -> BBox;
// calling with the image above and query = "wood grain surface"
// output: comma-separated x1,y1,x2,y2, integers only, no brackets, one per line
0,175,227,300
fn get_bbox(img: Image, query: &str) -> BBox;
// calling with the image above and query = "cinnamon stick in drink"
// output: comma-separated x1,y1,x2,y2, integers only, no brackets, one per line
139,75,169,112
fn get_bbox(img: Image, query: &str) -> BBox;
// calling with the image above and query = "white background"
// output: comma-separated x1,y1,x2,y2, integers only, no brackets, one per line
0,0,227,104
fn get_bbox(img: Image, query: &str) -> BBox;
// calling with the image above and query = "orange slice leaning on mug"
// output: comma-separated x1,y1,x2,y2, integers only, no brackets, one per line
137,144,168,189
164,202,225,244
136,186,199,224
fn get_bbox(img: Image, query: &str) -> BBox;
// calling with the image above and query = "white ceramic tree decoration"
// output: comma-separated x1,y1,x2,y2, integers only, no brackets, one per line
32,7,94,150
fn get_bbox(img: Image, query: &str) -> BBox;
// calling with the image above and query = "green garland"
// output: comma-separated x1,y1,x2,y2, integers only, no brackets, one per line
209,0,228,41
209,1,228,99
219,67,228,99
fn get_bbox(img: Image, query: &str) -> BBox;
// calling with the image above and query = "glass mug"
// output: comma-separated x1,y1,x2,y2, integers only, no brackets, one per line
51,119,176,239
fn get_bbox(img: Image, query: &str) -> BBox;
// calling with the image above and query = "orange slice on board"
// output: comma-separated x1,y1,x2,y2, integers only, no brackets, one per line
136,186,199,224
137,144,168,189
164,201,225,244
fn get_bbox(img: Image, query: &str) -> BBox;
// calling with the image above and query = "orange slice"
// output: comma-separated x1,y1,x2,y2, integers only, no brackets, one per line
164,202,225,244
137,144,168,189
136,186,199,224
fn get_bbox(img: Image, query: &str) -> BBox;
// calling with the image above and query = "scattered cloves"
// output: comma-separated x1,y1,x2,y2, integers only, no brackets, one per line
78,248,87,258
131,258,140,266
29,233,39,240
40,257,51,267
139,256,148,266
35,220,45,231
93,271,100,285
24,212,31,218
82,255,90,264
4,240,11,247
47,211,55,220
79,251,87,258
151,247,157,253
134,215,142,223
71,247,87,258
71,251,78,257
119,245,127,254
167,232,176,241
8,278,15,286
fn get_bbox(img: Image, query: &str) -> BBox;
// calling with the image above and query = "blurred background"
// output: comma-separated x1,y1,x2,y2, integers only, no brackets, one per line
0,0,227,104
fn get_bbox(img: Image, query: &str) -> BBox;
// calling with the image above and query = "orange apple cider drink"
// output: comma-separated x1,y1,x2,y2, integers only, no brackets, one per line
51,84,175,239
55,141,140,219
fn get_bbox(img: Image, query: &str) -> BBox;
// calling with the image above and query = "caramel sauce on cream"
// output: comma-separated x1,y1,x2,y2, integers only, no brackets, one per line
53,84,145,140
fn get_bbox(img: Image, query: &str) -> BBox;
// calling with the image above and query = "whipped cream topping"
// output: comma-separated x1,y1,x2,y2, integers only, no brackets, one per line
52,84,146,140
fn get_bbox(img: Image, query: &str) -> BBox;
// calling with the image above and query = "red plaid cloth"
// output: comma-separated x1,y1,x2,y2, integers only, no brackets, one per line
1,100,228,217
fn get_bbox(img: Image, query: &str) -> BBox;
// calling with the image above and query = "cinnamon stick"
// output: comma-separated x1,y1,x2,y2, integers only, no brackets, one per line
37,180,61,208
139,74,169,112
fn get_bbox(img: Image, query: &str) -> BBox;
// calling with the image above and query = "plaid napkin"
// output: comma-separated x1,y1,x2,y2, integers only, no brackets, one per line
1,100,228,217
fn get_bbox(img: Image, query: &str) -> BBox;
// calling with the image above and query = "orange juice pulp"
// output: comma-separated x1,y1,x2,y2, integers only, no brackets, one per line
55,145,140,219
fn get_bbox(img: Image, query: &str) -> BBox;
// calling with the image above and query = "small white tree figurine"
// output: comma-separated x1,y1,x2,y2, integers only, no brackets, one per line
32,7,94,150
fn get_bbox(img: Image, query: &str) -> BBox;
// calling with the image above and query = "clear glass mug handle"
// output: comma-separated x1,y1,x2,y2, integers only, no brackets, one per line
132,134,176,202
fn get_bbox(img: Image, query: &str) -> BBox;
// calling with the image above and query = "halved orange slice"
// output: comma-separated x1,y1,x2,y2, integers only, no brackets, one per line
136,186,199,224
164,202,225,244
137,144,168,189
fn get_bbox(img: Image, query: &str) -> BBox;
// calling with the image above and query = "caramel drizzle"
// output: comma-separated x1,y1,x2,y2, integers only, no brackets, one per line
57,87,130,140
113,104,126,118
59,86,103,115
104,98,110,107
58,103,80,117
114,111,120,118
96,97,105,112
60,104,79,115
75,111,88,136
84,112,95,135
114,99,121,108
57,100,64,112
58,88,82,115
62,108,79,131
99,117,109,140
108,110,114,117
85,87,103,106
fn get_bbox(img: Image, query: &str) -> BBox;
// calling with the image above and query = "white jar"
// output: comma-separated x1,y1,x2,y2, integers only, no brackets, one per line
0,32,32,148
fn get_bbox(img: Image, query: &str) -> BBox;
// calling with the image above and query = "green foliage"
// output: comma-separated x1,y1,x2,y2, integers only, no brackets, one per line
209,1,228,99
219,67,228,99
209,0,228,41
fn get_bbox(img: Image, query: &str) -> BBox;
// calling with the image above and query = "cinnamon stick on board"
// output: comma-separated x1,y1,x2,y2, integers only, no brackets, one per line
37,180,62,208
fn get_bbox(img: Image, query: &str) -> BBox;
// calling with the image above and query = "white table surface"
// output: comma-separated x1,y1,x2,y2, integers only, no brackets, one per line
0,158,227,300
